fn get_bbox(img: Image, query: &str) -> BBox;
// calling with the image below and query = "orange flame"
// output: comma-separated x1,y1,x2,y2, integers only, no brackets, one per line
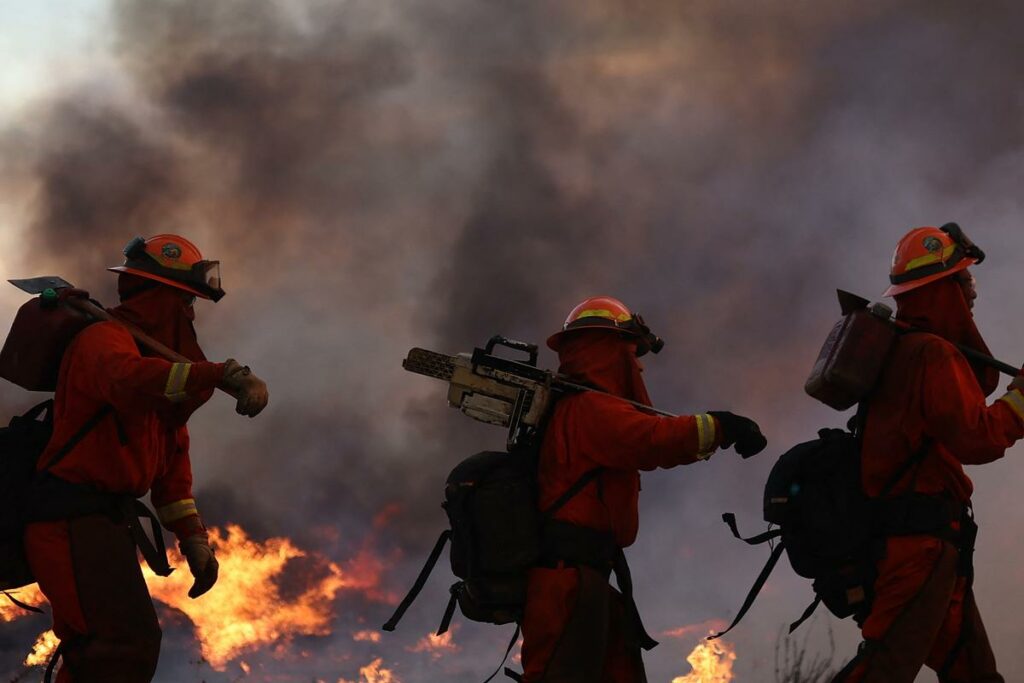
23,629,59,667
406,627,459,660
672,638,737,683
337,658,401,683
0,585,46,622
353,629,383,643
12,524,395,671
142,523,391,670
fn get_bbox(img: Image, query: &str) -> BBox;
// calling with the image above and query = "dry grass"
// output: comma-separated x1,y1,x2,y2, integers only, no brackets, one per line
775,621,839,683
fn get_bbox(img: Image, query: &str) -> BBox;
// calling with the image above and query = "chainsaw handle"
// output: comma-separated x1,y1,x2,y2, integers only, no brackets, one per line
65,297,241,399
484,335,539,367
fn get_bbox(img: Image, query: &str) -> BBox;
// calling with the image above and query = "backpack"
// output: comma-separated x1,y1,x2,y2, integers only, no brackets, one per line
712,413,960,639
0,400,113,597
0,292,110,597
382,447,600,677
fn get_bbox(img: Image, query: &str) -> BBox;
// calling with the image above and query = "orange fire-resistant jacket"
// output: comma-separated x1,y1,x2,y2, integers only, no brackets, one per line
39,286,224,538
537,331,721,547
862,276,1024,502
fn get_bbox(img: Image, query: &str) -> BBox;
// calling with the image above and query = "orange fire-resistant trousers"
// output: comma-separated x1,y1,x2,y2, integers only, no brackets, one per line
834,537,1002,683
24,514,162,683
521,565,646,683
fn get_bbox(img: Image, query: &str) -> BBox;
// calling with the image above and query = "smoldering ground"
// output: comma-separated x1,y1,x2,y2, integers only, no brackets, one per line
2,0,1024,680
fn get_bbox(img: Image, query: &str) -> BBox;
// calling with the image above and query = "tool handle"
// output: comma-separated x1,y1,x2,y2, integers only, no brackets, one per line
66,297,241,399
957,345,1019,377
889,317,1020,378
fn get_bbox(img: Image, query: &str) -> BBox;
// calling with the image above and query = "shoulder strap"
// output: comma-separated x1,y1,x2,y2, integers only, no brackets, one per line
877,438,931,498
42,404,114,472
541,468,603,518
381,529,452,632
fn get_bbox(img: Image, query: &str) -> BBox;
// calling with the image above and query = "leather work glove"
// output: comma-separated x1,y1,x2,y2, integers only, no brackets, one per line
220,359,270,417
180,535,219,599
708,411,767,458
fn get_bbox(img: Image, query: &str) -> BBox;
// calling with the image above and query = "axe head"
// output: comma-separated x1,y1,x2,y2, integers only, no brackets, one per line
8,276,75,295
837,289,871,316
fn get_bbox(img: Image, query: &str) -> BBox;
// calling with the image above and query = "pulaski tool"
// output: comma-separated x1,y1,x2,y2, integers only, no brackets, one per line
4,276,241,399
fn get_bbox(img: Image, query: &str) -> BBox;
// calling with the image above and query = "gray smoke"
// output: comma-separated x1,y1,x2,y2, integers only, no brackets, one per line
3,0,1024,681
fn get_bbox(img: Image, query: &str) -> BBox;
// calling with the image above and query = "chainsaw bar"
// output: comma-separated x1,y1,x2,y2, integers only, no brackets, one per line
403,348,457,382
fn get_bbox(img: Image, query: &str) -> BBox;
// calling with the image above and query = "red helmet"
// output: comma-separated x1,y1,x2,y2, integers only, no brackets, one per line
108,234,225,302
883,223,985,298
547,295,664,356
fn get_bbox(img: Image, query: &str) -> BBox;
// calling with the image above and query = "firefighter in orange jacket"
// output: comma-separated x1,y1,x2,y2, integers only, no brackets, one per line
23,235,269,683
836,225,1024,683
520,297,767,683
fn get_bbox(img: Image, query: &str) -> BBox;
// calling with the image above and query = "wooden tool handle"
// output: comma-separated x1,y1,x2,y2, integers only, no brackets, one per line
66,297,240,398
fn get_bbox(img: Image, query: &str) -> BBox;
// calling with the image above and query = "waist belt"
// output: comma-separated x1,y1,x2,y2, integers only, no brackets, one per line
25,474,173,577
870,493,976,577
539,519,617,573
539,519,658,651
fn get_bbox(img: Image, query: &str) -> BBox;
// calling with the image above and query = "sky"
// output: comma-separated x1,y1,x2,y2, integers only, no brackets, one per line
1,1,1024,681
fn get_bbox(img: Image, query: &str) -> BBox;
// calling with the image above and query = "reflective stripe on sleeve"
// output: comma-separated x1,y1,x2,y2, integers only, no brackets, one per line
695,413,717,460
999,389,1024,423
157,498,199,526
164,362,192,403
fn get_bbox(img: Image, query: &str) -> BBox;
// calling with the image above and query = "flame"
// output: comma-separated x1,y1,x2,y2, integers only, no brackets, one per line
337,658,401,683
142,524,391,670
0,585,46,622
353,629,382,643
12,524,395,671
406,628,459,660
662,620,728,641
23,629,59,667
672,639,737,683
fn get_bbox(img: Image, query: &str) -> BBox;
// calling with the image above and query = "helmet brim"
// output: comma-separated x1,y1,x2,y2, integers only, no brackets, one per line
547,325,638,352
882,258,975,298
108,266,214,300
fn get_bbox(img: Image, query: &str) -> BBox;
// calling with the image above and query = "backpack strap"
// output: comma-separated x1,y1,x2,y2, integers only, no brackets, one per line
787,595,822,634
41,404,115,473
479,623,520,683
2,591,43,614
541,467,603,517
709,515,785,640
381,529,452,632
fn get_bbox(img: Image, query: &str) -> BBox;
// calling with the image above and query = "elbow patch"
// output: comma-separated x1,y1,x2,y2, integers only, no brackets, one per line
999,389,1024,424
695,413,717,460
157,498,198,526
164,362,192,403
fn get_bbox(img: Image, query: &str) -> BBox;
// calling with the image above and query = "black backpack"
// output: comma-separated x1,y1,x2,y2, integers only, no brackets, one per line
382,448,600,674
711,419,941,639
0,400,112,598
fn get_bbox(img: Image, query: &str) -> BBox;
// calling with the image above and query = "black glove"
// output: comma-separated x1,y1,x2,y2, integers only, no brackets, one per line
708,411,767,458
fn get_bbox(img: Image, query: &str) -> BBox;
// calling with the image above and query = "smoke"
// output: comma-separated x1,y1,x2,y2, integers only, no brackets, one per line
3,0,1024,680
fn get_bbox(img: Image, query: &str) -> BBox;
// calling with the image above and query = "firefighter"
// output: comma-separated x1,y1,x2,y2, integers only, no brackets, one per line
520,296,767,683
22,235,269,683
834,225,1024,683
